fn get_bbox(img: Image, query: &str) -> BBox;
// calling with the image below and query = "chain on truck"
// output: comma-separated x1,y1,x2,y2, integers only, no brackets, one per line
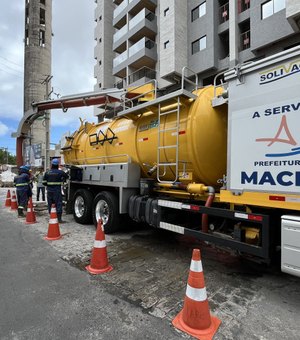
33,46,300,278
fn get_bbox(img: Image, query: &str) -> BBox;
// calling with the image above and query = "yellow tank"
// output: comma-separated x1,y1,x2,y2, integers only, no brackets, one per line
62,86,227,187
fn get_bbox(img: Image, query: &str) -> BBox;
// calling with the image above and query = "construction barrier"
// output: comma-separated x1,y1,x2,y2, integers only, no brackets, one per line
86,219,113,274
172,248,221,340
45,204,62,241
5,189,11,208
25,197,37,224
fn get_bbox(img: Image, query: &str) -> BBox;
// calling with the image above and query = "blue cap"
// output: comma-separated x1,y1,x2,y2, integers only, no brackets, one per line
51,158,59,165
25,164,31,169
20,165,29,172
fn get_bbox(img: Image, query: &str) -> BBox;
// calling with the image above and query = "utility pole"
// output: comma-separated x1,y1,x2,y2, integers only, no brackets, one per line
41,75,53,171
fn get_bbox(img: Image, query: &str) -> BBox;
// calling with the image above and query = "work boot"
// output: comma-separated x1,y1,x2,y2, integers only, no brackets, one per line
18,208,25,217
57,213,66,224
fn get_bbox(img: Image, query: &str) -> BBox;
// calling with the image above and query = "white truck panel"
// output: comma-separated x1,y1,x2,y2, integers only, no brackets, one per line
225,46,300,194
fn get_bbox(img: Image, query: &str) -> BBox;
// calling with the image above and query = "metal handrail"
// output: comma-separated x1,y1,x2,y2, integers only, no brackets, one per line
122,79,157,111
69,154,132,164
213,70,228,99
181,66,199,91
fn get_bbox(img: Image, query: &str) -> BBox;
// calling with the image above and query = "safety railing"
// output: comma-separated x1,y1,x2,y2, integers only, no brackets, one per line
122,79,157,110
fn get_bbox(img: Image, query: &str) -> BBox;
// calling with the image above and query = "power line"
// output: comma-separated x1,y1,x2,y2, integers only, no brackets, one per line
0,61,23,74
0,67,23,79
0,55,23,69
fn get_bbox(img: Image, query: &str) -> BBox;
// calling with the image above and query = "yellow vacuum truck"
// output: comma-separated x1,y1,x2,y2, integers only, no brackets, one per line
61,47,300,277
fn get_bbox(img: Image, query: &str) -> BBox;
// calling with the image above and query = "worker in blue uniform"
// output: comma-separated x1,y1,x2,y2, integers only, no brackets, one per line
43,158,68,223
13,165,31,217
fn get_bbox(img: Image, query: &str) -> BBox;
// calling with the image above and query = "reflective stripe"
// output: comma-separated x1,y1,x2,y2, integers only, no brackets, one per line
94,240,106,248
46,182,63,185
19,206,24,209
190,260,203,273
15,183,29,187
27,208,32,212
49,218,58,224
186,284,207,302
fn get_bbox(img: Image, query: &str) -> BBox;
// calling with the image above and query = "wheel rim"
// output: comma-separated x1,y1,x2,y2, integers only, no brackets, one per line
74,196,85,218
95,199,109,225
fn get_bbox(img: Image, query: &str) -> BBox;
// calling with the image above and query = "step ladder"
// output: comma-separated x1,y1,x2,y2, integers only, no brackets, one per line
157,96,181,183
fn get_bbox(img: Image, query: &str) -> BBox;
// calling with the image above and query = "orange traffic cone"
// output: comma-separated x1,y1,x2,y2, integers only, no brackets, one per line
44,204,62,241
86,219,113,274
25,197,37,224
5,189,11,208
172,249,221,340
10,191,18,211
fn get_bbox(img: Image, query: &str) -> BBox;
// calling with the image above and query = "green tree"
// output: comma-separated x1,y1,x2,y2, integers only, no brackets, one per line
0,149,16,165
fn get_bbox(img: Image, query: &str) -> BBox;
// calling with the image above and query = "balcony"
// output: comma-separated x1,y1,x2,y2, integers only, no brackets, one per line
113,37,157,78
219,2,229,24
113,8,157,52
238,0,250,13
128,66,156,85
240,30,250,51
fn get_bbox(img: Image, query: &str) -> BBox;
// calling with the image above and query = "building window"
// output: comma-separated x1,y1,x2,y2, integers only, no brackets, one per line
164,7,169,16
192,36,206,54
99,60,102,66
262,0,285,19
40,0,45,5
164,40,169,49
40,8,45,25
99,83,102,88
99,37,102,43
39,30,45,47
99,15,102,21
192,2,206,22
25,29,29,46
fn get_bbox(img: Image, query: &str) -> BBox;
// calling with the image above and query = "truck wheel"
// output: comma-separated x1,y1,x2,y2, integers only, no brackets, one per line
93,191,120,234
73,189,93,224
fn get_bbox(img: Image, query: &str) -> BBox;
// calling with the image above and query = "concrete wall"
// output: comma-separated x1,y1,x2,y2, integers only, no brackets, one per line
24,0,52,155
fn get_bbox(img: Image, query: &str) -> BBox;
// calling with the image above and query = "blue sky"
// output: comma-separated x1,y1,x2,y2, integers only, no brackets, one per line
0,0,97,155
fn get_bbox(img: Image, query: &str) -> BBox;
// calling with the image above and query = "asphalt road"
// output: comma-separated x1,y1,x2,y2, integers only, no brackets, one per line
0,195,184,340
1,187,300,340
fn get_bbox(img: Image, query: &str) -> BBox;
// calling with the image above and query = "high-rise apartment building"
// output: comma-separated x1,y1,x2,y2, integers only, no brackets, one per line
24,0,52,166
94,0,300,101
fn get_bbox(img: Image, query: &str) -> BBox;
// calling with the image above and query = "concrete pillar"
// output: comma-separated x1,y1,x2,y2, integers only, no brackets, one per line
229,0,239,67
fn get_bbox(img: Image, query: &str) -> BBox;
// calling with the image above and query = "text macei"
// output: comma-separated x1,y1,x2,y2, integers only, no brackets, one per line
241,171,300,186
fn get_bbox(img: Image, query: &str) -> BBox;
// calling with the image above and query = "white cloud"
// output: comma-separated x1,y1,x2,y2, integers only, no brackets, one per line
0,0,96,131
0,121,9,136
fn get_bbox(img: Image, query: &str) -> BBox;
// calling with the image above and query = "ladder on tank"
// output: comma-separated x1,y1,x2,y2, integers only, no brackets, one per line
157,96,181,183
157,67,198,184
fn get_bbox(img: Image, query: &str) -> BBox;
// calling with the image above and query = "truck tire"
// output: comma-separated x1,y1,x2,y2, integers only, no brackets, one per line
73,189,93,224
93,191,120,234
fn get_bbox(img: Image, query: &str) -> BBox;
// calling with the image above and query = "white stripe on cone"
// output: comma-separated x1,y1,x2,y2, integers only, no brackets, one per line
186,284,207,302
190,260,203,273
94,240,106,248
51,208,56,213
49,218,58,224
27,208,32,212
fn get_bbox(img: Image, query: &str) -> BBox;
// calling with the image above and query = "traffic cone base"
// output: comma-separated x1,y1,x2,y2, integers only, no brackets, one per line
44,234,62,241
172,310,221,340
85,264,113,275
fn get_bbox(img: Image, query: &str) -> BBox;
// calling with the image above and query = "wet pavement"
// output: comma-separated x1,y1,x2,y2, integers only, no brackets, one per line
1,187,300,339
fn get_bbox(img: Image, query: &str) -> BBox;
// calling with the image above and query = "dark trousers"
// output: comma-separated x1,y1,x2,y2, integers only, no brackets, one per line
16,189,28,210
47,189,63,214
37,187,45,201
